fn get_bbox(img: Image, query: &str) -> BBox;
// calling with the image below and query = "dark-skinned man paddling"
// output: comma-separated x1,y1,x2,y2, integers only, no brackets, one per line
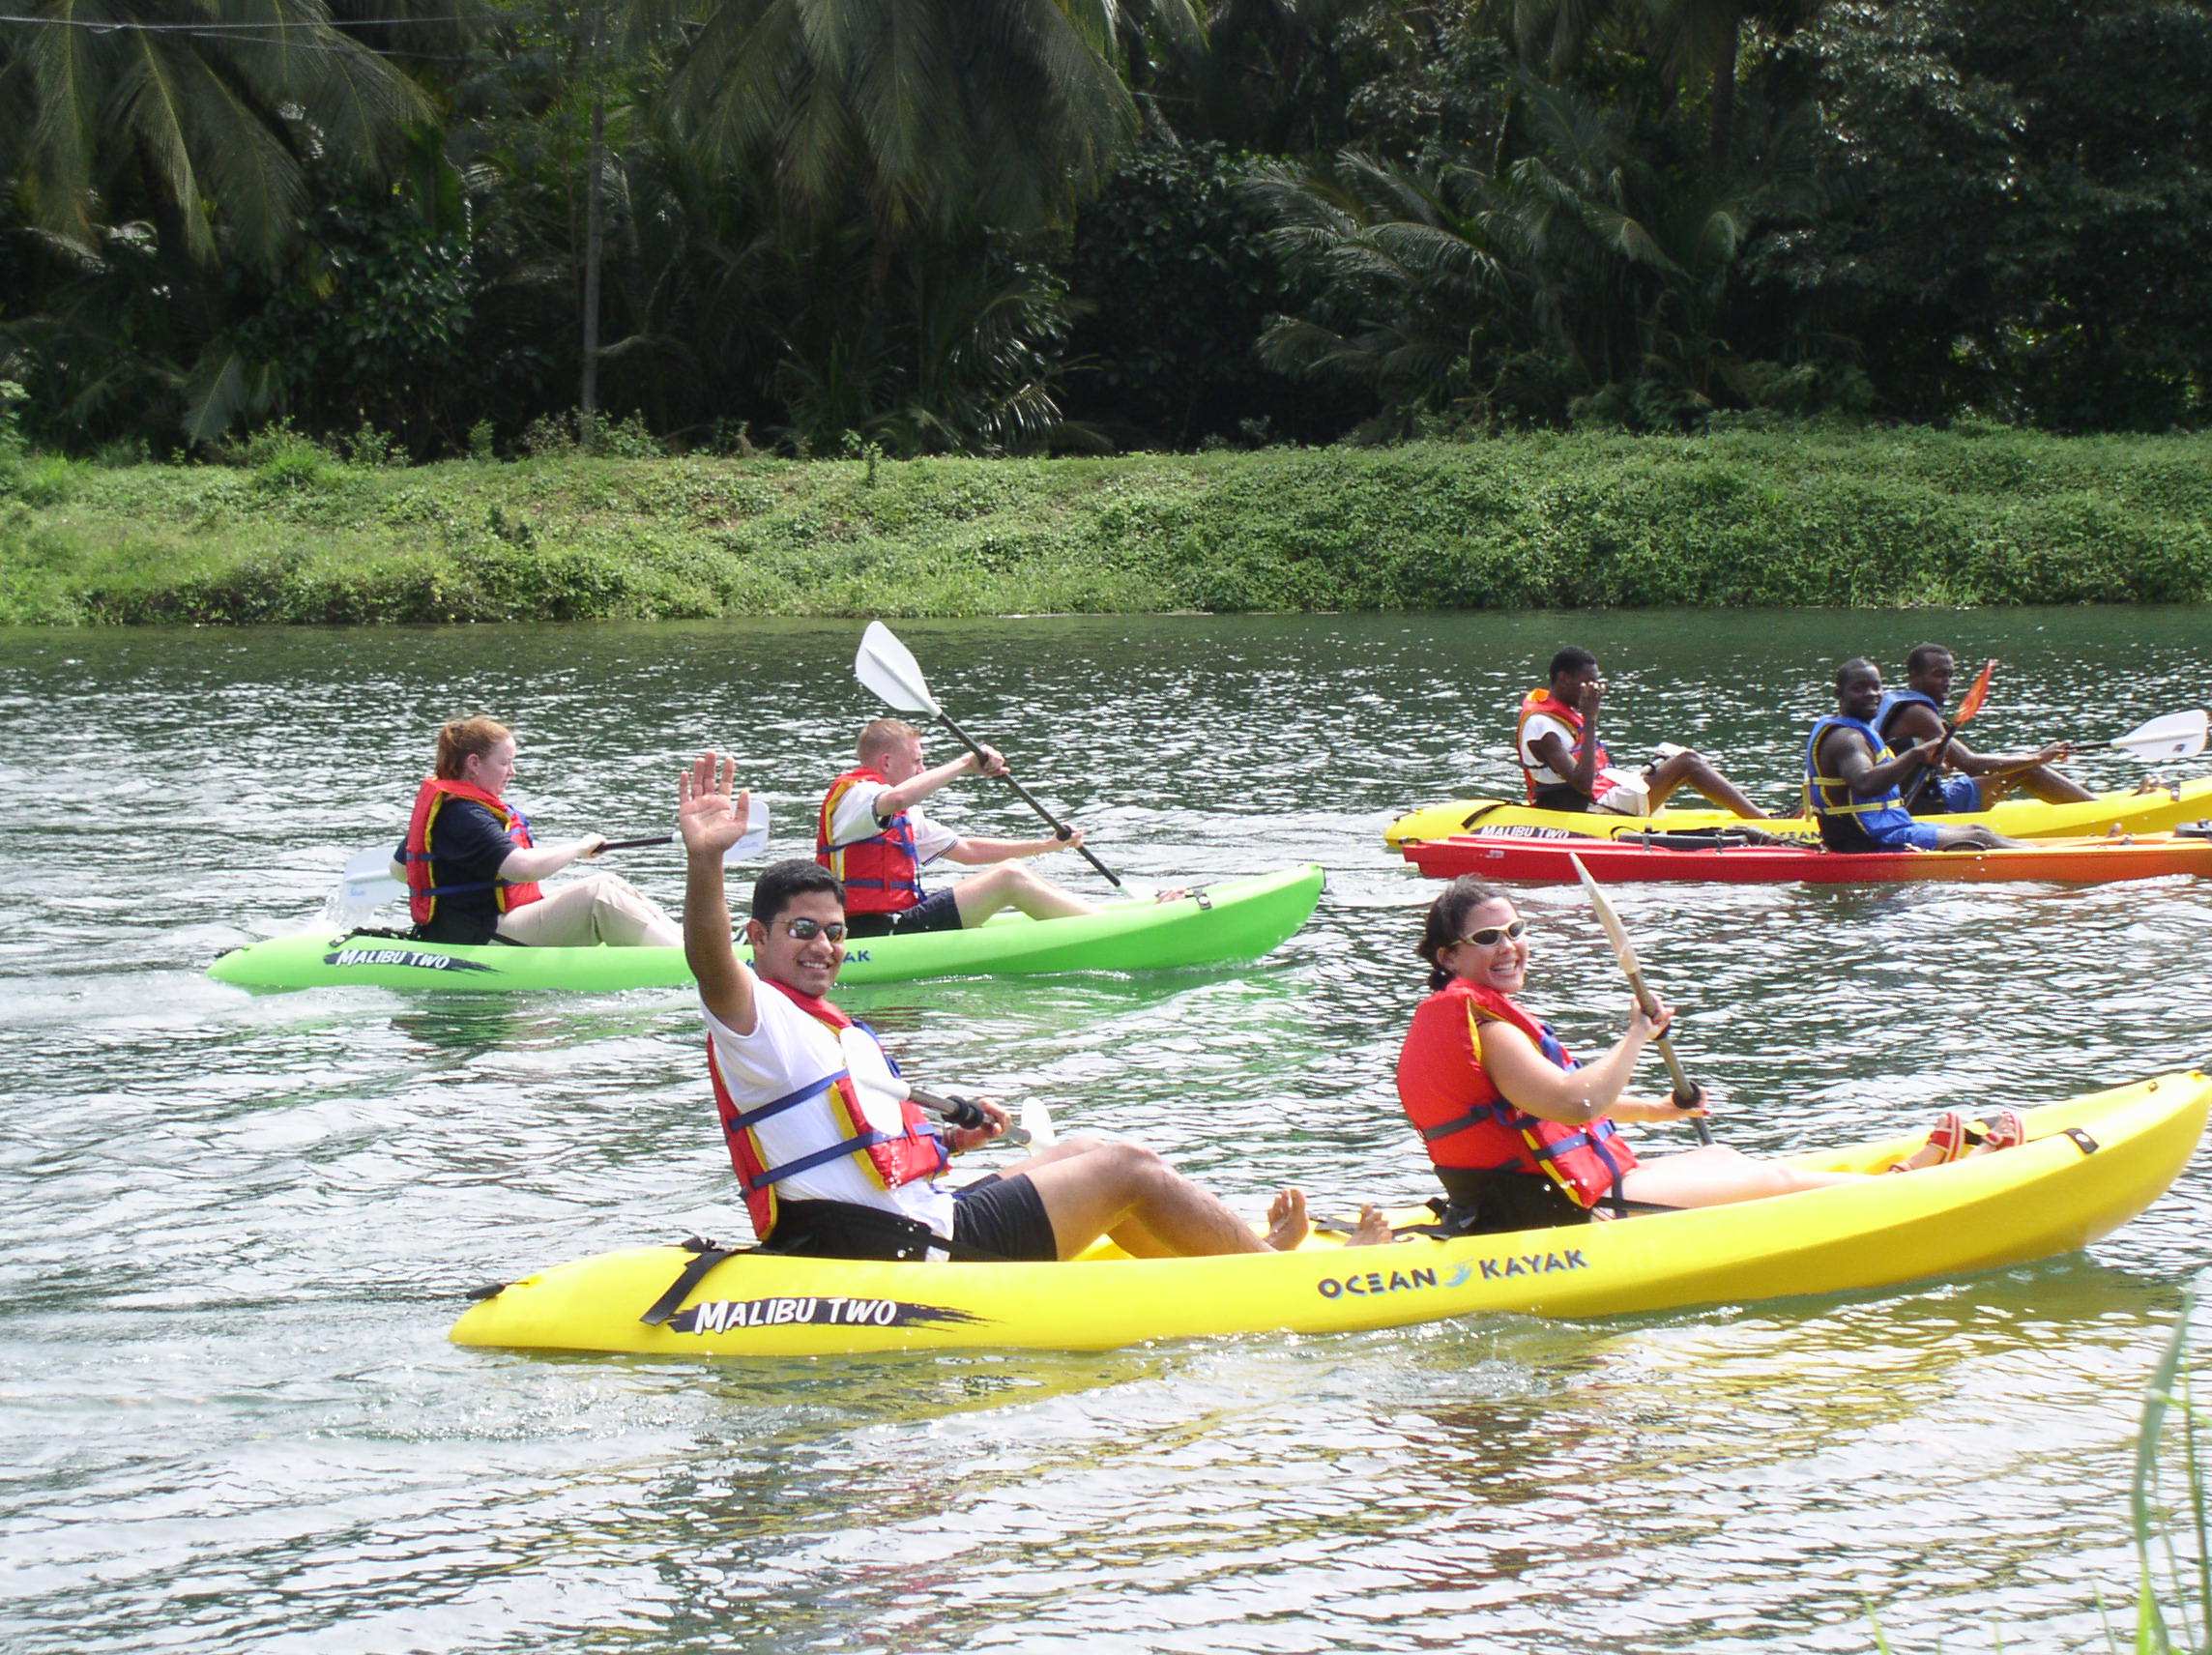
1517,647,1770,819
1872,644,2095,814
1806,660,2025,852
678,751,1390,1262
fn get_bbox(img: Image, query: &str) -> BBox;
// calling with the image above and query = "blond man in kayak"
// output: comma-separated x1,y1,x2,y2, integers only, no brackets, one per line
817,718,1105,940
684,751,1389,1262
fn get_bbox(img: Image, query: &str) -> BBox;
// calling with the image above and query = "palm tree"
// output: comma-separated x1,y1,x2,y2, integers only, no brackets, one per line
665,0,1201,249
7,0,430,270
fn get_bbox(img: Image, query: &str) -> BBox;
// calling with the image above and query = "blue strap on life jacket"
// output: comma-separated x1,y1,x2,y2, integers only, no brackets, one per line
729,1065,945,1191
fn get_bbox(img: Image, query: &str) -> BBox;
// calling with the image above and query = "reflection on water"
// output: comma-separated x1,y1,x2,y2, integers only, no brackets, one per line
2,610,2209,1653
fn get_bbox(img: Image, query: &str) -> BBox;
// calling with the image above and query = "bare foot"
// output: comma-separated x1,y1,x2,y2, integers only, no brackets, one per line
1264,1187,1310,1251
1345,1205,1394,1247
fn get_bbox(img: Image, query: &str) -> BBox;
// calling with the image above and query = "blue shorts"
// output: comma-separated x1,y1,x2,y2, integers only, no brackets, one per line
1921,775,1984,815
1866,821,1946,852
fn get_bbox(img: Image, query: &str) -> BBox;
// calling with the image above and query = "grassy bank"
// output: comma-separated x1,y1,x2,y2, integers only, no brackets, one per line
3,426,2209,624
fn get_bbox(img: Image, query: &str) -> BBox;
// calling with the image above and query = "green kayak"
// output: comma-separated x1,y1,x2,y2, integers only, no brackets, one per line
207,864,1325,993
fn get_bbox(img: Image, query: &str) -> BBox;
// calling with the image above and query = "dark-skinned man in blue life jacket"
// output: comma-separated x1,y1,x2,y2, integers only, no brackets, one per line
1806,659,2025,853
1871,644,2095,815
679,751,1391,1263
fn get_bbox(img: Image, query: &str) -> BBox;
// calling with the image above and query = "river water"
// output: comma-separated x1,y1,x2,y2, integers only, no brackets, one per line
3,609,2210,1653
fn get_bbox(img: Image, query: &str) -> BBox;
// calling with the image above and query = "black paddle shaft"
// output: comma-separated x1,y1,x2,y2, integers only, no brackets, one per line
930,710,1126,890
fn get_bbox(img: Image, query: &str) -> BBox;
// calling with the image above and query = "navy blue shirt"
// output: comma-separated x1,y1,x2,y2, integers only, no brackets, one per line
403,798,518,944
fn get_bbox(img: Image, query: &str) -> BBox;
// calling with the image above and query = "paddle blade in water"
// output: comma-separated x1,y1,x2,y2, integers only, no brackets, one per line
855,622,940,714
1954,658,1996,726
2111,709,2208,760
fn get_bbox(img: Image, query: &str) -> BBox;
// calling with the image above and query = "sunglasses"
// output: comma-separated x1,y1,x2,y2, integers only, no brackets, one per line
1457,919,1528,947
778,917,847,943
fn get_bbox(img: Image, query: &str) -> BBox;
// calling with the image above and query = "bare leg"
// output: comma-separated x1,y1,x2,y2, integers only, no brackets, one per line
1931,825,2023,851
1643,750,1771,819
1024,1141,1306,1258
1620,1146,1864,1208
951,864,1096,926
2012,764,2096,804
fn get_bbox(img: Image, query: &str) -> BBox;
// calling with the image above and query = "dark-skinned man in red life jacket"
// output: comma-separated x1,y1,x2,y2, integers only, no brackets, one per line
393,715,682,947
1807,659,2026,853
1393,877,2024,1233
1517,647,1771,819
1871,643,2095,816
681,751,1393,1262
818,718,1176,940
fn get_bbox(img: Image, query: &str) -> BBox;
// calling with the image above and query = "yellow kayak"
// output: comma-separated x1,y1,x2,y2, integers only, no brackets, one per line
450,1070,2209,1358
1382,777,2212,848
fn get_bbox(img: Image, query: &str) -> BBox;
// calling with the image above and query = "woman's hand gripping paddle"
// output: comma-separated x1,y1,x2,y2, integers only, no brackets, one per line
332,804,771,916
854,620,1131,893
1567,853,1714,1145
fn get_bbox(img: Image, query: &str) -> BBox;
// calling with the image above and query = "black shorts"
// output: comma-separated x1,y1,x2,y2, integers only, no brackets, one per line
844,887,963,939
951,1173,1058,1262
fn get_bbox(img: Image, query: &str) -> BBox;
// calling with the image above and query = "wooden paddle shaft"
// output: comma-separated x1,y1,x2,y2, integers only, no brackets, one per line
931,710,1127,890
1620,959,1715,1146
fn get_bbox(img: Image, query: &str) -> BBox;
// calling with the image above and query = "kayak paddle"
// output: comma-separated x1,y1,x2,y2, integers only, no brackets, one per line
854,620,1129,892
1567,852,1714,1145
909,1086,1044,1150
2109,709,2208,760
335,805,771,911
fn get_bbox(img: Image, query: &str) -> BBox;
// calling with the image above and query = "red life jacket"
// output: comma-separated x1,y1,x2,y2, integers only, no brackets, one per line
816,766,924,915
1515,687,1615,804
1395,978,1639,1209
707,978,950,1240
402,777,543,927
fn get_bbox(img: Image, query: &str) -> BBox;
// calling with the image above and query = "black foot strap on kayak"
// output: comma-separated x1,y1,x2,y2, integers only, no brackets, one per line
2063,1126,2100,1156
639,1235,748,1326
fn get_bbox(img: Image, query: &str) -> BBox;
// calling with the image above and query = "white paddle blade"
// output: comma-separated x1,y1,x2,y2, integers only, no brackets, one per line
339,846,405,909
1020,1097,1057,1148
726,798,771,863
2111,710,2208,760
855,621,940,715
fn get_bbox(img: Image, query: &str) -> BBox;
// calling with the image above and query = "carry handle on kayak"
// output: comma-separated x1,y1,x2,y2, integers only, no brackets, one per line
854,621,1129,892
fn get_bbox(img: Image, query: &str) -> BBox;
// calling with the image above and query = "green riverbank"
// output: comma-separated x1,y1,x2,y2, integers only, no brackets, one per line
4,427,2209,624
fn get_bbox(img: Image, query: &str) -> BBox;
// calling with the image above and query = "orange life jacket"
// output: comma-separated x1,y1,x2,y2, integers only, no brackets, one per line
1515,687,1615,804
402,777,542,927
816,766,924,915
708,979,950,1240
1395,978,1639,1209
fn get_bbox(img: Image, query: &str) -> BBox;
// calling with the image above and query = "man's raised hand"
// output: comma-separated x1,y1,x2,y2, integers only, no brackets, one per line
678,751,753,859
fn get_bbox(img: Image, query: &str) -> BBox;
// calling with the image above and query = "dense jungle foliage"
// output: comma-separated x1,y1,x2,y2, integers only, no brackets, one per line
2,0,2208,463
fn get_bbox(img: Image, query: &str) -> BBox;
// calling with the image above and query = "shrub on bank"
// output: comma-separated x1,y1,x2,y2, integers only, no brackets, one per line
2,430,2208,624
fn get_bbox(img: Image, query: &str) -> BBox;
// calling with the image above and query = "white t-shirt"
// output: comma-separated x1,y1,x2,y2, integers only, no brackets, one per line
704,982,955,1238
1519,711,1639,799
825,780,960,863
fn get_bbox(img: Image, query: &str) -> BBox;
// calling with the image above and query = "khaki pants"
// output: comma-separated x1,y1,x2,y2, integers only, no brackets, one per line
496,875,681,948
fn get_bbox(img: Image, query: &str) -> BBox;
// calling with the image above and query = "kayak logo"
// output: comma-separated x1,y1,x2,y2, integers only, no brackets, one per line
324,946,498,973
1475,1248,1587,1280
845,948,873,964
1317,1264,1442,1299
670,1295,986,1333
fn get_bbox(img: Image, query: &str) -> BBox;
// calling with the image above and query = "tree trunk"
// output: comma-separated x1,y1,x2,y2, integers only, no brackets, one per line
581,91,605,424
1708,16,1739,167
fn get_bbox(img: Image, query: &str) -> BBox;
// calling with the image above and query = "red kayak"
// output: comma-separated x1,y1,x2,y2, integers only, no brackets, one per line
1400,829,2212,886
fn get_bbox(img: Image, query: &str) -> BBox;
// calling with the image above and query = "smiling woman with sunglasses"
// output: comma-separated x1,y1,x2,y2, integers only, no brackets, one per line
1393,876,2017,1235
